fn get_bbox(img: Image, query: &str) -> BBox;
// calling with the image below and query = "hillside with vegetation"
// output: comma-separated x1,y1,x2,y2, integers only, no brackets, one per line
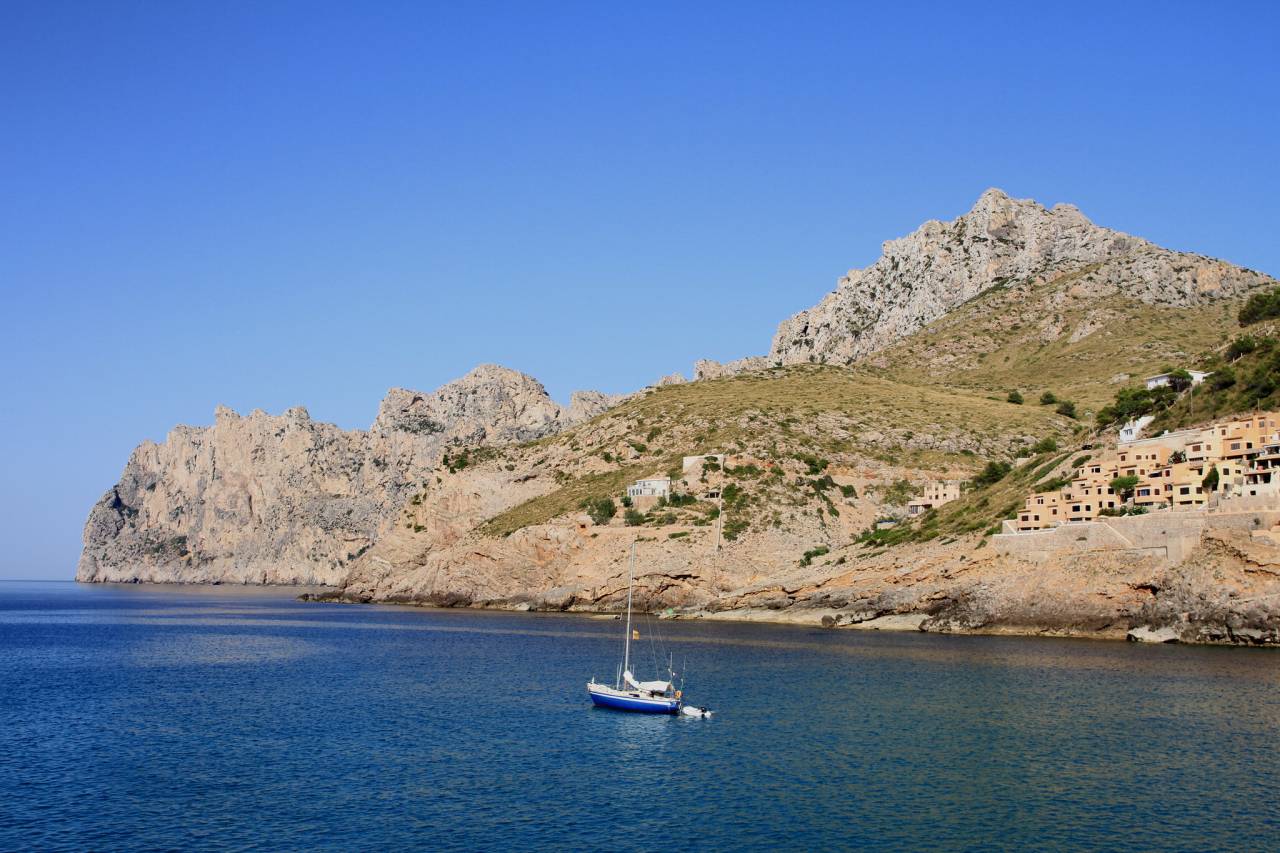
1072,288,1280,436
866,272,1241,414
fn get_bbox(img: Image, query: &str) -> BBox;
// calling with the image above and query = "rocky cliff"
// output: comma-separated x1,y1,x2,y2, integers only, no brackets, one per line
767,188,1275,367
77,365,613,585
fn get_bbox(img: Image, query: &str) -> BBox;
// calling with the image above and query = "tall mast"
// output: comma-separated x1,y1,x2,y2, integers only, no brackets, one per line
623,539,635,682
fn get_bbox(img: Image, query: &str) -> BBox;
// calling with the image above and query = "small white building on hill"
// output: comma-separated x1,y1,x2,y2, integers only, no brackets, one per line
1145,370,1211,390
627,475,671,510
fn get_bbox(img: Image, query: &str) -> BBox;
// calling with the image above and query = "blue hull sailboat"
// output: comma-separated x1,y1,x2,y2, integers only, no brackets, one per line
587,542,683,715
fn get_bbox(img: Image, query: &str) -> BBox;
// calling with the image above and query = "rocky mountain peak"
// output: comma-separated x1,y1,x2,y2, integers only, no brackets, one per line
767,189,1272,366
373,363,565,443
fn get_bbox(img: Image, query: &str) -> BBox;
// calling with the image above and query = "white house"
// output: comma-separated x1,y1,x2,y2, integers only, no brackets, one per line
1145,370,1212,390
627,476,671,498
1118,415,1155,443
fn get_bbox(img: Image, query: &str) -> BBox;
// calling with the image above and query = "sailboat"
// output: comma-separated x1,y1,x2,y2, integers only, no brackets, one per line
586,541,683,714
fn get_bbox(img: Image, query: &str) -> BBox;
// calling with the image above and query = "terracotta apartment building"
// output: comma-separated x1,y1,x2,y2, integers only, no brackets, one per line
1016,412,1280,531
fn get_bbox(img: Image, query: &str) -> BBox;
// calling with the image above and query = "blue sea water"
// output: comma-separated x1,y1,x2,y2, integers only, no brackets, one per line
1,582,1278,851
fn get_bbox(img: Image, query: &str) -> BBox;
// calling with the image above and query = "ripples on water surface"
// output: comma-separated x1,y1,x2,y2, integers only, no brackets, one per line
1,581,1278,851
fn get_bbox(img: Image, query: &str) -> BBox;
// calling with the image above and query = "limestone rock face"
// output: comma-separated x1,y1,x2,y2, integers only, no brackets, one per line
565,390,622,425
692,357,772,381
374,364,565,442
769,188,1276,365
77,364,617,585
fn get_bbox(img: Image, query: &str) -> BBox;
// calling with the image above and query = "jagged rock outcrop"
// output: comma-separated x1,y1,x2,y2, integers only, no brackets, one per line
566,390,622,424
769,188,1276,366
692,357,772,381
78,365,616,585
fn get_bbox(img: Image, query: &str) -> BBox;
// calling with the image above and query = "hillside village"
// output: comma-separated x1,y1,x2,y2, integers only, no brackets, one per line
1013,410,1280,530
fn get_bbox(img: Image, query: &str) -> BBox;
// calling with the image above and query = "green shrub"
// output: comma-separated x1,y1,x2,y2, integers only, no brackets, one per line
1055,400,1077,419
799,546,830,567
1166,369,1194,392
722,517,749,540
839,484,858,498
880,478,917,505
1226,336,1257,361
623,508,645,526
581,497,617,525
1031,437,1058,454
1210,367,1236,391
972,461,1012,488
1007,390,1024,404
797,454,829,475
1033,476,1071,493
1095,384,1178,427
809,475,836,493
1039,391,1057,405
1238,287,1280,326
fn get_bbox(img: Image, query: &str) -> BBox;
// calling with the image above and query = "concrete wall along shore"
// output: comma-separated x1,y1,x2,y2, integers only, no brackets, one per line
994,508,1280,565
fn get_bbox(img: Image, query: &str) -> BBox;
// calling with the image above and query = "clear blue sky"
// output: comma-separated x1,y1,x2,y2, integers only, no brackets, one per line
2,1,1277,579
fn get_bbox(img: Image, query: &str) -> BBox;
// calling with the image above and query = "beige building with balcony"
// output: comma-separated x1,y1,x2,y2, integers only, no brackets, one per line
907,480,962,516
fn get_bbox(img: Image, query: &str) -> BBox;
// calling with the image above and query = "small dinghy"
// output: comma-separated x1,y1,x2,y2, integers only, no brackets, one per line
587,542,696,715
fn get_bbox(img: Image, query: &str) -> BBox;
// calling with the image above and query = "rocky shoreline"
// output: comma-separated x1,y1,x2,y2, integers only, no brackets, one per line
297,587,1280,647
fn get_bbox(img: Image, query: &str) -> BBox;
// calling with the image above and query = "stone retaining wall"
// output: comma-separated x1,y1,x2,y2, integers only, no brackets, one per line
992,508,1280,565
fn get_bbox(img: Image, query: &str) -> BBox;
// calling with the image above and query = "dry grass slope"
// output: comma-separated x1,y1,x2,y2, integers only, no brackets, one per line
868,270,1244,411
480,365,1074,538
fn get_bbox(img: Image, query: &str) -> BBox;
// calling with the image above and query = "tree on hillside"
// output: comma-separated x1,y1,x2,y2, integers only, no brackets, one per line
1095,385,1179,428
581,497,617,525
1007,390,1024,404
1109,475,1140,501
1055,400,1078,419
1039,391,1057,405
972,461,1013,488
1226,335,1257,361
881,478,918,505
1202,466,1220,493
1238,287,1280,326
1167,368,1194,392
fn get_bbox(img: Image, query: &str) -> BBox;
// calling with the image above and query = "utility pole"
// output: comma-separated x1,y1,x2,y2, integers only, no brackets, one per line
715,489,724,553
